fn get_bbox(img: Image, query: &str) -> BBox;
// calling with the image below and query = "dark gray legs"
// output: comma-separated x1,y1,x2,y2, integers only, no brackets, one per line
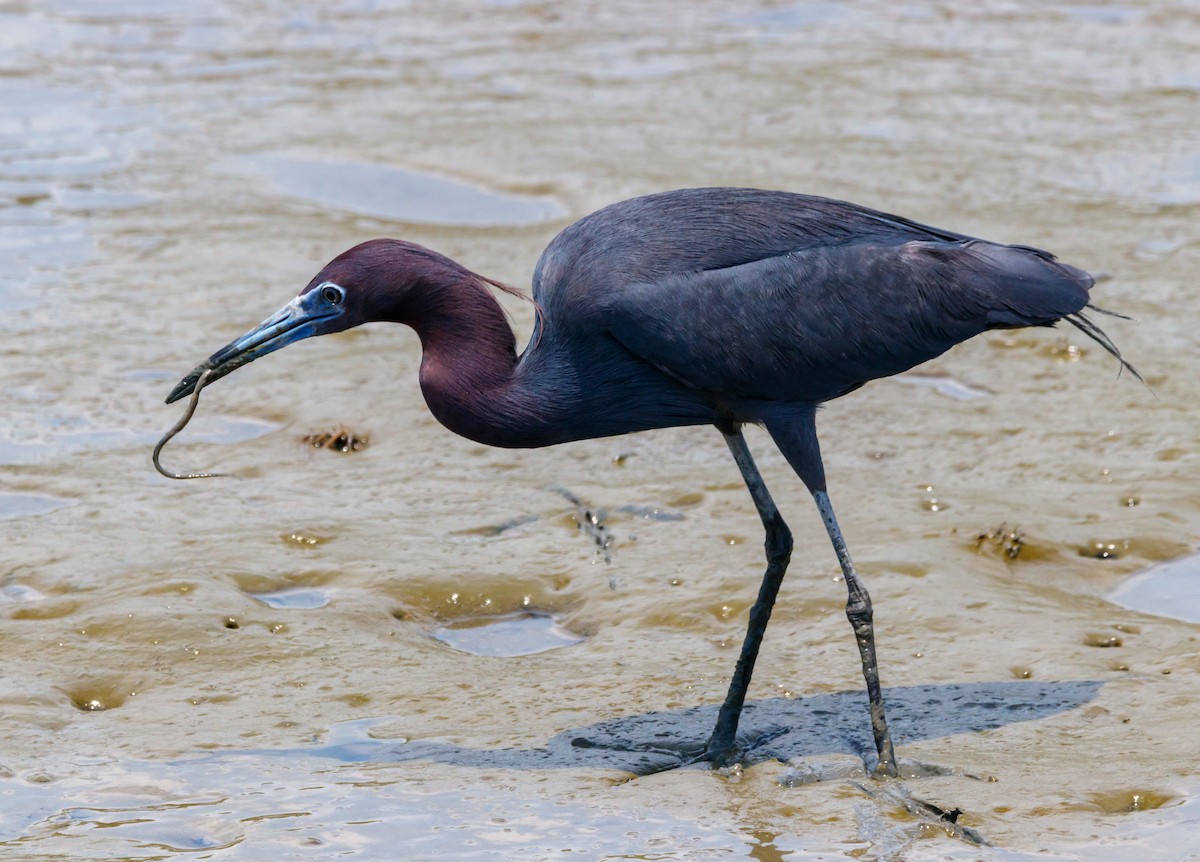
706,412,898,777
812,489,897,776
704,429,794,766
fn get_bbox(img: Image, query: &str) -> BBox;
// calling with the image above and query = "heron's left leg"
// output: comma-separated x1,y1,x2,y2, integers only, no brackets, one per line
703,424,793,767
765,406,898,778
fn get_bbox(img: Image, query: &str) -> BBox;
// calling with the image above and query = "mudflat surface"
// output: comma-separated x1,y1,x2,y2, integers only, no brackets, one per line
1,1,1198,859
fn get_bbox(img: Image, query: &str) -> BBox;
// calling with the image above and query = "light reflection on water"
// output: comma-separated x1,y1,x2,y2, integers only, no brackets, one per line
1109,554,1200,624
0,493,68,521
246,586,331,609
895,373,991,402
0,416,276,466
225,155,569,227
0,747,748,860
431,611,587,657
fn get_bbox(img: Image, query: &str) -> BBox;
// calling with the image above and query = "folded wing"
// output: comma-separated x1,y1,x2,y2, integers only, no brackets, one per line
599,238,1095,405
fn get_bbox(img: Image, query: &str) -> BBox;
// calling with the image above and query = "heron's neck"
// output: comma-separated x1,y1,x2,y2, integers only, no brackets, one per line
410,271,563,448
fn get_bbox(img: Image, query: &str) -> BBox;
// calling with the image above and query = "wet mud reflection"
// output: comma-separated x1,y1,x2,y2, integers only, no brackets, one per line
225,155,568,227
430,611,587,657
245,587,331,610
1109,553,1200,624
0,493,68,521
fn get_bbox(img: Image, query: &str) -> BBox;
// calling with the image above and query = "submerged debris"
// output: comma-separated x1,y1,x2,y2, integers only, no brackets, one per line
281,530,334,548
550,485,614,564
975,524,1025,560
303,425,368,453
616,503,685,522
451,514,542,537
1079,539,1128,559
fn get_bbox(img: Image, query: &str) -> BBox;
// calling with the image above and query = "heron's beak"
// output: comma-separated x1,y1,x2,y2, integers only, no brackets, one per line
165,290,342,404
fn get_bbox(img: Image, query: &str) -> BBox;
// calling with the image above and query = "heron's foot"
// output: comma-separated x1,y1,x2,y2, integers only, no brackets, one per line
856,780,990,846
891,757,987,781
867,751,926,780
695,723,793,771
610,728,789,777
782,755,985,787
871,755,898,779
695,738,740,770
567,729,779,778
782,757,990,846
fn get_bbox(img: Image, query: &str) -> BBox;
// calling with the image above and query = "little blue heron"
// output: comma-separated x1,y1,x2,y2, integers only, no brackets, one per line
166,188,1133,777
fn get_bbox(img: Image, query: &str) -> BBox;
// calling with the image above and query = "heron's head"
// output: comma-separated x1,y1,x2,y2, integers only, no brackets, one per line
165,239,448,404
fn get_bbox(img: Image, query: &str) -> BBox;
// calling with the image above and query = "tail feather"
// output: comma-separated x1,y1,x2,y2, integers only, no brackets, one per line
1064,305,1144,384
1079,303,1131,321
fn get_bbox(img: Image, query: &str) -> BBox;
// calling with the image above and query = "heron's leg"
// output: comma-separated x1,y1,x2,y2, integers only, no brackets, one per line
813,489,898,777
764,406,898,778
704,426,793,767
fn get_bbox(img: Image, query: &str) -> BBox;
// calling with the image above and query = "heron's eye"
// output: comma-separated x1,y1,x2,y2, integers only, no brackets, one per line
320,284,344,305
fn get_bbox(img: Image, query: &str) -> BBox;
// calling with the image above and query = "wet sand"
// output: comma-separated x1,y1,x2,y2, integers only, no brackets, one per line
2,1,1199,859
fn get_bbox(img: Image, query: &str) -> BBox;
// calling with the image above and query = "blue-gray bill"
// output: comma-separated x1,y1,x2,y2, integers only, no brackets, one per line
166,286,346,404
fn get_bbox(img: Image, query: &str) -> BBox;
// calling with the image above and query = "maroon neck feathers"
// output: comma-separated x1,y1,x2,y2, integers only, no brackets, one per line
363,247,552,448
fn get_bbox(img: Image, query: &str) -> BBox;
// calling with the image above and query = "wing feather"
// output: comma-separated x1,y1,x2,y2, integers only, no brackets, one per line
598,239,1094,404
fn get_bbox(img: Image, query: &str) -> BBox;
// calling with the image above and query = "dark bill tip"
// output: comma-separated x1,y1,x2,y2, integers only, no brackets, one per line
163,289,343,405
166,364,209,404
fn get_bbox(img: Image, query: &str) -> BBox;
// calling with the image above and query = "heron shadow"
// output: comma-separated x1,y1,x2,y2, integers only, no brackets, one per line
266,679,1102,775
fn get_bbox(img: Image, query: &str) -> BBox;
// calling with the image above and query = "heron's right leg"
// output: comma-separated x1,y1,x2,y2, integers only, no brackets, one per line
811,488,898,777
764,405,898,778
704,425,793,767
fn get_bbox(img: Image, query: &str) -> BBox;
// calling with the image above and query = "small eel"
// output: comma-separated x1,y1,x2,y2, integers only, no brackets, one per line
152,368,224,480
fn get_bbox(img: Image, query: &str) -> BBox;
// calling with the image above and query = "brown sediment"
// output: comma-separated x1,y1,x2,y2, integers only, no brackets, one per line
302,425,369,452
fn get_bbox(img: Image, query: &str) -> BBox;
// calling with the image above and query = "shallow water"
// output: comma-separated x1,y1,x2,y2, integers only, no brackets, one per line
432,611,588,657
226,155,568,227
1110,554,1200,625
2,0,1200,859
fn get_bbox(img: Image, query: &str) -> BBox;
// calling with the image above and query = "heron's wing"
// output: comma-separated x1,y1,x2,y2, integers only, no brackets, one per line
533,189,973,311
598,239,1093,405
